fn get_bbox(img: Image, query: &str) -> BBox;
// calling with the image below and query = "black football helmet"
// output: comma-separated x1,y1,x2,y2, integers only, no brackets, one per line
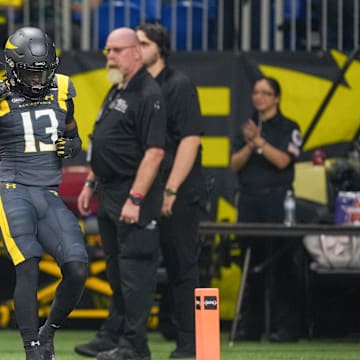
4,26,59,99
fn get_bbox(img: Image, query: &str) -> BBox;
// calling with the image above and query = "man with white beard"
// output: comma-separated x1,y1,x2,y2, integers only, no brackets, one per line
77,27,167,360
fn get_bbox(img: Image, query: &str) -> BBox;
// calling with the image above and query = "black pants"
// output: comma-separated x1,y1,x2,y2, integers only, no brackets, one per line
237,188,301,334
96,183,201,348
159,196,201,346
97,184,160,356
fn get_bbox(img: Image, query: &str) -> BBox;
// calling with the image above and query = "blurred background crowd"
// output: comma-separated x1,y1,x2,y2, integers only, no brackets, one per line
0,0,360,53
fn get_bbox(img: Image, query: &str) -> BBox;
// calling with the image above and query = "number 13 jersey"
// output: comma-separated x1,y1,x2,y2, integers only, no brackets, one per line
0,74,75,187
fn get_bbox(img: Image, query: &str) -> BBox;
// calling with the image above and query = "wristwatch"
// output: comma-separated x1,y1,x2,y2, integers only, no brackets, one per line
84,179,97,189
164,187,177,196
128,193,143,206
256,146,264,155
256,141,267,155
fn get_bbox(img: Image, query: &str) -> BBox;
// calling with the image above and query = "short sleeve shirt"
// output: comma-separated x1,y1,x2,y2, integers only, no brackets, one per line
156,66,203,156
156,66,205,199
231,112,302,191
91,67,166,180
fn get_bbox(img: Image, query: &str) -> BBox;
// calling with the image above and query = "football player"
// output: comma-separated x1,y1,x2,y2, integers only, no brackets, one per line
0,27,88,360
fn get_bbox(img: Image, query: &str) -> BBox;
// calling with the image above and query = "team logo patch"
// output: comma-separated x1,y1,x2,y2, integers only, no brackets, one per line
291,129,303,147
110,98,128,113
11,96,25,104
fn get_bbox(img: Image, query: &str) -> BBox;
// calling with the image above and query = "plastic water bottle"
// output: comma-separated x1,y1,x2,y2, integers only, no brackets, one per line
283,190,296,226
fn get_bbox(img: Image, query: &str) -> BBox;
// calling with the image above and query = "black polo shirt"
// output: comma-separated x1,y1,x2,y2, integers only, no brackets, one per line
155,66,205,200
231,112,302,192
91,67,166,180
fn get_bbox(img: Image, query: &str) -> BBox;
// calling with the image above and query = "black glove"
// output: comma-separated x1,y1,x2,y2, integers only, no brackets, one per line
56,127,82,159
55,137,75,159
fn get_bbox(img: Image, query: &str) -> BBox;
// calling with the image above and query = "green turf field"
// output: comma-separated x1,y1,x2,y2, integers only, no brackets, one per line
1,330,360,360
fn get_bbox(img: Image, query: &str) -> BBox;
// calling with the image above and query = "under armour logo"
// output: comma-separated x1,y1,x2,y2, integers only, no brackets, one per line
30,340,40,347
5,183,16,189
44,94,55,101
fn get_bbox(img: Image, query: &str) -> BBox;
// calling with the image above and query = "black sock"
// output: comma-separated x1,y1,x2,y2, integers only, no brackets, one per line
14,259,40,350
22,328,40,351
46,261,87,325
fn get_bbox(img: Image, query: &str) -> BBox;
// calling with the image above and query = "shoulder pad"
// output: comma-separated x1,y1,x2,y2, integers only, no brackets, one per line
55,74,76,100
0,81,10,101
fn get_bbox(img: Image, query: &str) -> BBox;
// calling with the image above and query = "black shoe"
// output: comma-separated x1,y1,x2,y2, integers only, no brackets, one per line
234,328,261,342
96,347,150,360
26,345,41,360
39,324,55,360
97,348,121,360
74,337,117,357
268,330,299,343
169,344,195,359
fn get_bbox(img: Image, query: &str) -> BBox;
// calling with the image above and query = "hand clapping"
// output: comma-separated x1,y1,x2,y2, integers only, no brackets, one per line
242,119,260,144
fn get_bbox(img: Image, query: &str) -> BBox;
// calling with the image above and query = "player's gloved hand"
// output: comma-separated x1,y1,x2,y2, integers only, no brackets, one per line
55,137,74,159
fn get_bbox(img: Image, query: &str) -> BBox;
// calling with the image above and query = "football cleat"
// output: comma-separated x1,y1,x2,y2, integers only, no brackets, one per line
25,344,41,360
39,324,56,360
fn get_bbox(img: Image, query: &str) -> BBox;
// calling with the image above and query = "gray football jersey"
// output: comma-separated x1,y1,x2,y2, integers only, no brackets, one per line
0,74,76,186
